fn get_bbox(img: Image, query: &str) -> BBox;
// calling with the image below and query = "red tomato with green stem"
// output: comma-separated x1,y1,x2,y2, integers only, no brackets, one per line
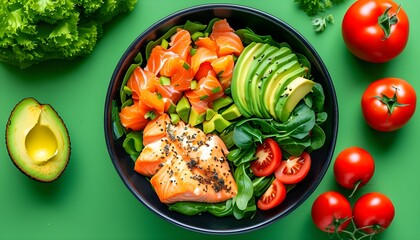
311,191,352,233
333,147,375,196
257,178,286,210
250,138,281,177
361,77,416,132
342,0,409,63
275,152,311,184
353,192,395,233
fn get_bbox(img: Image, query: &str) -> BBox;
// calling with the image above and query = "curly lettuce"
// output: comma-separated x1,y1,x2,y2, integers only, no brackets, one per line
0,0,138,68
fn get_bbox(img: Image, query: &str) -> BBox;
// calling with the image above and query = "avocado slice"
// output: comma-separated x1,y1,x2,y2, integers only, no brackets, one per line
267,67,309,118
247,45,294,118
275,77,315,122
231,42,263,117
244,44,276,116
261,60,301,116
5,98,71,182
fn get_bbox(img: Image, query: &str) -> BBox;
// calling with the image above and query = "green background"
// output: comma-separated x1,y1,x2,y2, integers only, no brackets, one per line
1,0,418,239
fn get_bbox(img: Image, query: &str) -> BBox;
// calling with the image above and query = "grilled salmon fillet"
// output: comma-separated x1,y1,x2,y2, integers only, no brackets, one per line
135,114,237,204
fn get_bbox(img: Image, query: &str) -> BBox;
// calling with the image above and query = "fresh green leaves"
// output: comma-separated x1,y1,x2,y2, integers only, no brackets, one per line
168,200,234,217
122,131,144,160
233,123,263,149
0,0,138,68
294,0,347,32
228,101,326,157
312,14,334,33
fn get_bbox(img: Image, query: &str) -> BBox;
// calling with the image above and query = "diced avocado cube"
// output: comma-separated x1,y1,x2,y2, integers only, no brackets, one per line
176,96,191,123
170,113,180,125
188,106,206,126
213,114,232,132
203,119,216,134
221,104,242,121
206,108,216,121
211,96,233,112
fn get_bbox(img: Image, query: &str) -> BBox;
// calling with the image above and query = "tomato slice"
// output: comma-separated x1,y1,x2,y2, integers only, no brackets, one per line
275,152,311,184
257,179,286,210
250,138,282,177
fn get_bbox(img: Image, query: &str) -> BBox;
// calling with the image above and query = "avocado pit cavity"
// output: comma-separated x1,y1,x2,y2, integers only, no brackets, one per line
25,124,58,164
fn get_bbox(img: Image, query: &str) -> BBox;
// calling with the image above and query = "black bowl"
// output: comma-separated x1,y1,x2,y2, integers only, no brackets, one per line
104,4,338,234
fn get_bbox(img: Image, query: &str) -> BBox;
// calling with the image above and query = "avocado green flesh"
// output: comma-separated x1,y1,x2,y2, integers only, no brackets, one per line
231,41,314,121
176,96,191,123
268,67,309,118
244,44,275,116
5,98,70,182
203,114,232,133
262,60,301,116
249,46,294,118
231,42,261,118
275,77,315,121
188,107,206,126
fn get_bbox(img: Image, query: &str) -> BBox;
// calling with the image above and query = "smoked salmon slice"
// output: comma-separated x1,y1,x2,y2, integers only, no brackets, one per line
134,113,237,204
168,29,192,61
145,45,178,75
211,54,235,90
190,46,218,76
210,19,244,57
126,66,157,100
119,101,152,131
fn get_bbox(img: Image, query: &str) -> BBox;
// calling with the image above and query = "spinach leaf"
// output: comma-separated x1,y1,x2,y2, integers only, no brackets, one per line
232,197,257,220
122,131,143,160
111,100,126,139
276,136,311,157
308,124,326,152
120,63,139,104
227,147,257,167
204,18,221,34
233,163,254,211
168,200,233,217
253,176,274,197
316,112,328,124
276,102,315,140
235,28,289,49
233,122,263,149
311,82,325,113
183,20,207,34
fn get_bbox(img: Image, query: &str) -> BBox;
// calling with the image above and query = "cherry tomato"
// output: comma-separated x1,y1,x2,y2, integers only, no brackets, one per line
257,179,286,210
250,138,282,177
342,0,409,63
194,62,217,80
333,147,375,190
275,152,311,184
353,192,395,233
311,191,352,233
361,77,416,132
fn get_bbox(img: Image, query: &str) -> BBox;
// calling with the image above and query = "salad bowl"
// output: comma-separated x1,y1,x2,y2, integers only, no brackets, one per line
104,4,338,234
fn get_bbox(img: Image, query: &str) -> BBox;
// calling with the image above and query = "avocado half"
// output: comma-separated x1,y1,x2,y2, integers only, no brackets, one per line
5,98,71,182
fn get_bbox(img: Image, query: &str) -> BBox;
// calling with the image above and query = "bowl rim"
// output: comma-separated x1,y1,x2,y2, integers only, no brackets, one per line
104,3,339,235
